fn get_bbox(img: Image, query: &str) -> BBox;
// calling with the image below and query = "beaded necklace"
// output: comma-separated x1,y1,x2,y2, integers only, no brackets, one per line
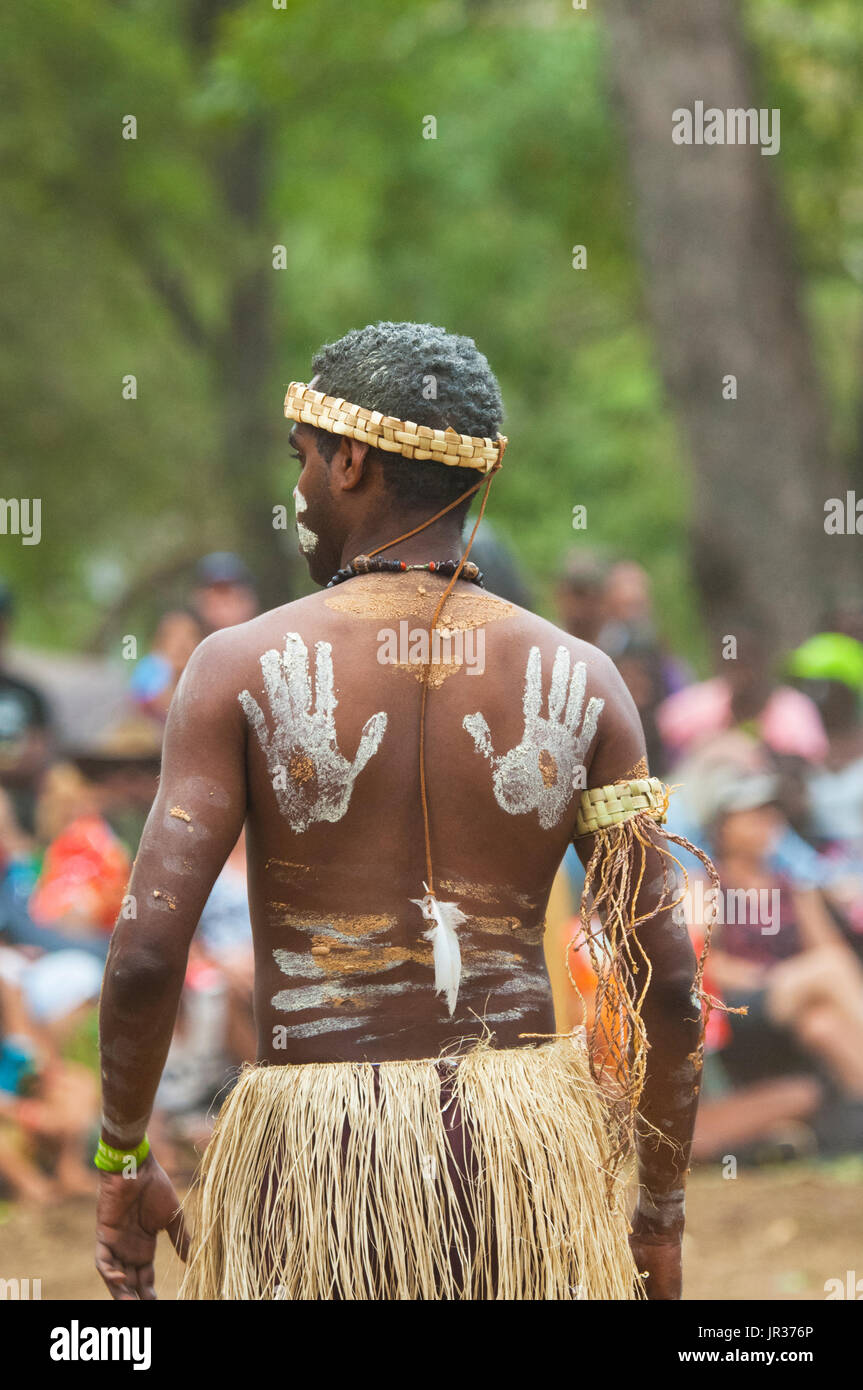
326,555,484,588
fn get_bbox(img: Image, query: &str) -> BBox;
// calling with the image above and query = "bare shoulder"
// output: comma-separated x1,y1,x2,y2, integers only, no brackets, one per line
487,597,629,699
170,595,326,706
483,598,645,779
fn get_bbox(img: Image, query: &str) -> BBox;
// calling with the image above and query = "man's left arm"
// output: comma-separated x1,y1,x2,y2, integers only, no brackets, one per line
96,633,247,1299
575,651,704,1300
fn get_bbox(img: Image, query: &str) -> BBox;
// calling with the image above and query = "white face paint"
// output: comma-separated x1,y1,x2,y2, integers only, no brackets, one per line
239,632,387,833
293,484,318,556
463,647,604,830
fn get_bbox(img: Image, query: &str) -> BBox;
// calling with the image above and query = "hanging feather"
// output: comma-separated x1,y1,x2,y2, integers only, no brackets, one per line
410,884,467,1016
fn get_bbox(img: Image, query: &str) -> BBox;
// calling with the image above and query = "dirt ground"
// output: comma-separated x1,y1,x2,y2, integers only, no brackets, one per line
1,1158,860,1301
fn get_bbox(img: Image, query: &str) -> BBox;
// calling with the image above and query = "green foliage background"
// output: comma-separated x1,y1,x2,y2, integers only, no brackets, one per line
2,0,861,663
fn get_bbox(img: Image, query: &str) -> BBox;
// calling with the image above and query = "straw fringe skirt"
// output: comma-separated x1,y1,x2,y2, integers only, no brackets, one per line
178,1036,640,1300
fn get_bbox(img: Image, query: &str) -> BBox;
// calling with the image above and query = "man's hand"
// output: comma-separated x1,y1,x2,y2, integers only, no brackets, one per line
95,1153,189,1300
239,631,387,833
629,1223,683,1300
463,645,604,830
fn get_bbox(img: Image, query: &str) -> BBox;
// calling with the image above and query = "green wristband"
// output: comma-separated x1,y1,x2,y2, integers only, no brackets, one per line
94,1134,150,1173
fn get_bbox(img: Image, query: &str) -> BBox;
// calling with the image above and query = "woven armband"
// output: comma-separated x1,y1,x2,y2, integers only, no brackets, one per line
573,777,668,838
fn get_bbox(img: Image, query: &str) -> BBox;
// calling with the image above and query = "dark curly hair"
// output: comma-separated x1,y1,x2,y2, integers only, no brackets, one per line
307,321,504,510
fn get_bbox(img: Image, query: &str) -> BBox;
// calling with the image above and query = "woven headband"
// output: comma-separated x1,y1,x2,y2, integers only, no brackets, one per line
284,381,507,474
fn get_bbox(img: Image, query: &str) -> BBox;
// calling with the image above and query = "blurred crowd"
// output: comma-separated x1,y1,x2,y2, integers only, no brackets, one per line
1,535,863,1203
0,556,259,1201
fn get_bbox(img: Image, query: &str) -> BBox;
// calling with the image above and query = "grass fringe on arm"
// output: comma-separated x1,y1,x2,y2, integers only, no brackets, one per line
568,780,727,1182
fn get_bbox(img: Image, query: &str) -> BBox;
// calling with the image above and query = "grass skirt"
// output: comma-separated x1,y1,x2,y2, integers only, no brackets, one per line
178,1035,640,1300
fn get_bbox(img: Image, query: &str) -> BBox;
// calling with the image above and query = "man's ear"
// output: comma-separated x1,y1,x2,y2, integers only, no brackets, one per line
332,438,371,492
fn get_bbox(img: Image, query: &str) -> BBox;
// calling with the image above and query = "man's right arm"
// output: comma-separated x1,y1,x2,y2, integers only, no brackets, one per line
96,633,248,1299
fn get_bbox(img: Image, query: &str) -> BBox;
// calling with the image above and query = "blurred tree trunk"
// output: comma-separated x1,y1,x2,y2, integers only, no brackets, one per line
214,121,295,611
186,0,298,611
601,0,855,657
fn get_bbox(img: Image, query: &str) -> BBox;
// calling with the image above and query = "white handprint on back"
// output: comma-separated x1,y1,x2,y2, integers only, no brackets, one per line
240,632,387,833
463,646,603,830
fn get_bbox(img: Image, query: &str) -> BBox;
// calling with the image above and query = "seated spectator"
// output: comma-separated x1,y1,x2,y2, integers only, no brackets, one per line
29,763,131,935
596,559,652,657
613,632,672,776
0,579,52,834
657,627,828,765
191,553,258,636
701,770,863,1115
597,559,692,696
556,549,610,647
788,632,863,854
129,610,203,723
0,964,99,1201
67,716,162,852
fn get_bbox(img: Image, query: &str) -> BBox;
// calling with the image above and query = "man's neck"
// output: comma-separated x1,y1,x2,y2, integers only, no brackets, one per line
339,517,467,570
